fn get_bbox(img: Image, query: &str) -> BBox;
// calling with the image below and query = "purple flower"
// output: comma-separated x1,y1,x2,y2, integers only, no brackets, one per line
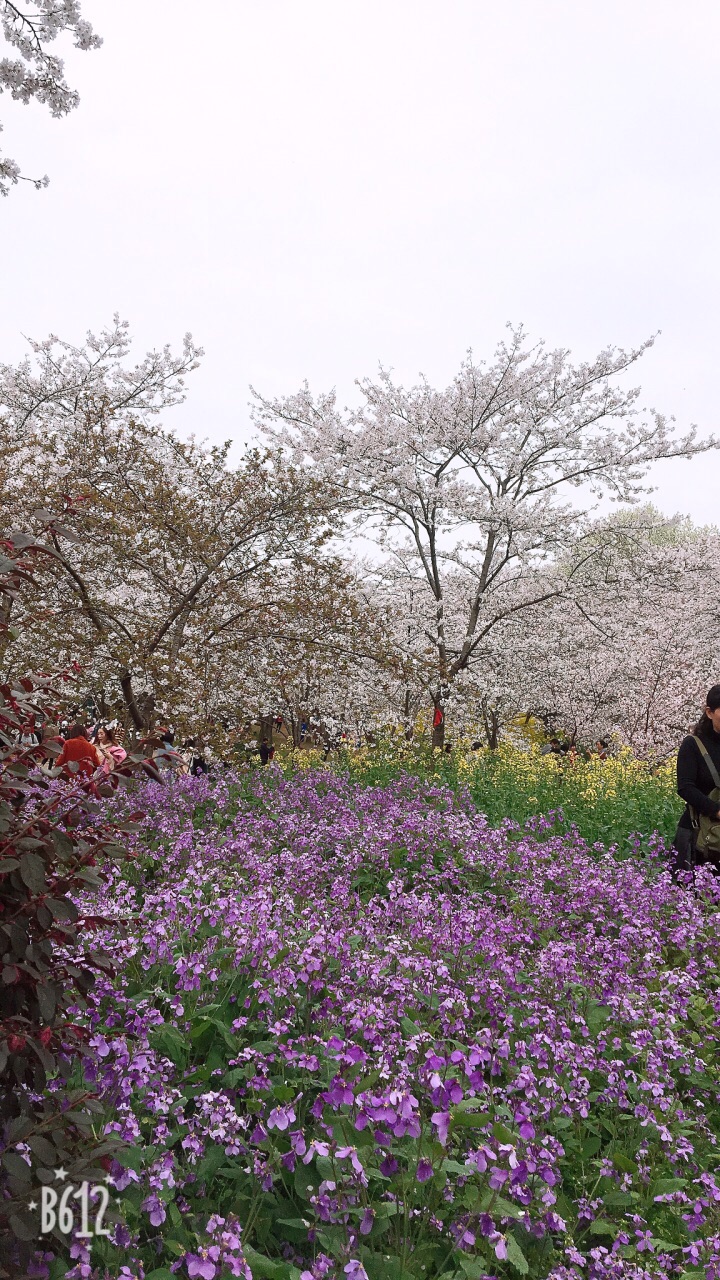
359,1206,375,1234
493,1235,508,1260
344,1264,369,1280
141,1191,166,1227
81,769,720,1280
186,1255,217,1280
635,1229,654,1252
431,1110,450,1145
267,1104,296,1131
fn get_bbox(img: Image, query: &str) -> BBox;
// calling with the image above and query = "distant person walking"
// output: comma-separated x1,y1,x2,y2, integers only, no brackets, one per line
674,684,720,874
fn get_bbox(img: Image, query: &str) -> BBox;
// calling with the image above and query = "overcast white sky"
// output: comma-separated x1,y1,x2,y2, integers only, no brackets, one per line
1,0,719,524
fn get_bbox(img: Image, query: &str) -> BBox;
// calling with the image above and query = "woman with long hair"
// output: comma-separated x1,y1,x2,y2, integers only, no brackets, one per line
95,724,127,774
674,684,720,873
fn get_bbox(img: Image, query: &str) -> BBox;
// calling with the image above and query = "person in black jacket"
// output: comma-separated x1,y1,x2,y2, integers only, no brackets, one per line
674,683,720,873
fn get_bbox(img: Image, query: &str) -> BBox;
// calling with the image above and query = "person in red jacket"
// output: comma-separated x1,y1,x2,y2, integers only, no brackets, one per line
56,723,102,780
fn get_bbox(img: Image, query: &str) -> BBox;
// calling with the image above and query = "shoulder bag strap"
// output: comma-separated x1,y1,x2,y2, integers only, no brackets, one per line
693,735,720,791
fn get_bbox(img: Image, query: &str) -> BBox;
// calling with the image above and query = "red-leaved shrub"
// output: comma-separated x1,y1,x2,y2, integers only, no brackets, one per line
0,535,142,1272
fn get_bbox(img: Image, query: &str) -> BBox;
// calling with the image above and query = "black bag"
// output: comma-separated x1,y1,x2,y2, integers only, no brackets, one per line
691,736,720,856
672,821,697,874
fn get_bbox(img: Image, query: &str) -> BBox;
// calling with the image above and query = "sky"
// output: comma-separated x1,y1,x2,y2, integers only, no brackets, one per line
1,0,719,524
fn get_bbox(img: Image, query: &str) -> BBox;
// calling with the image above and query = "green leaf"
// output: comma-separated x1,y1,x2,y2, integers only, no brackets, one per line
28,1133,57,1165
589,1219,618,1237
603,1190,635,1207
581,1135,601,1158
19,850,46,894
115,1144,145,1172
374,1201,399,1218
51,830,74,861
151,1025,188,1066
506,1234,529,1275
145,1271,177,1280
272,1083,295,1102
463,1184,480,1210
585,1000,611,1033
400,1016,424,1037
294,1164,321,1200
458,1260,486,1279
2,1151,32,1183
352,1069,381,1093
452,1108,491,1127
649,1177,687,1198
242,1247,285,1277
197,1145,226,1183
493,1121,515,1144
612,1152,637,1175
491,1194,524,1221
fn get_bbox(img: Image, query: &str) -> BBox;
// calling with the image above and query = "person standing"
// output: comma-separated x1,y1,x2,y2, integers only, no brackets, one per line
18,720,40,748
674,684,720,873
189,739,209,775
179,739,194,773
95,724,127,774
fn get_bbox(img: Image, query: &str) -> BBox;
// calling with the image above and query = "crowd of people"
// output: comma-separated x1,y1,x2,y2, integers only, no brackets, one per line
12,717,206,785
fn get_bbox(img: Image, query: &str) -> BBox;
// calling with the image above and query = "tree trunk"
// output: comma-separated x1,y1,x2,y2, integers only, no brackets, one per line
403,687,414,741
431,696,445,750
481,699,500,750
258,712,274,747
120,670,147,734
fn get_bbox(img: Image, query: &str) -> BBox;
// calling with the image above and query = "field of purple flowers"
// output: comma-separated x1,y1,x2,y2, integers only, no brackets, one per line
70,770,720,1280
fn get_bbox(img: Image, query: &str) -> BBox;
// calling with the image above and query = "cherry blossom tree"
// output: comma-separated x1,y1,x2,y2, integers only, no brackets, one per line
1,0,101,194
253,327,718,745
0,320,339,732
523,519,720,756
445,510,720,755
249,569,398,750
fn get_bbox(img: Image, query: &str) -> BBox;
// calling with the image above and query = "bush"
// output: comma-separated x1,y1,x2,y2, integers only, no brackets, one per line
0,535,141,1274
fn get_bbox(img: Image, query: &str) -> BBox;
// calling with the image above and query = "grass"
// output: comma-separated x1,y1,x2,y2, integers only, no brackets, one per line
278,738,681,855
